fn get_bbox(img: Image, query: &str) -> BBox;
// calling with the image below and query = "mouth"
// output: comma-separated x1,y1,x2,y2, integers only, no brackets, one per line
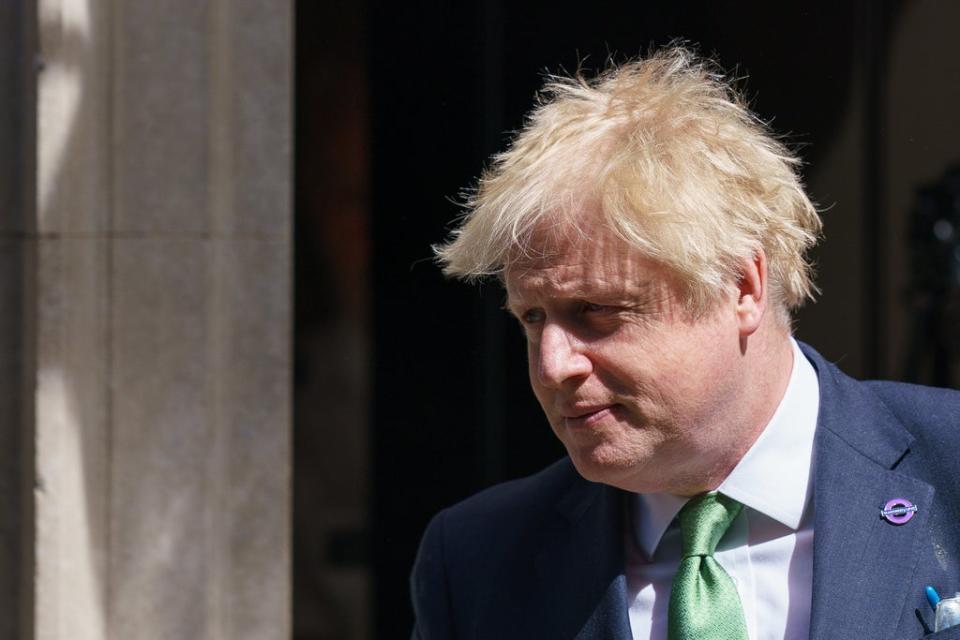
563,405,616,428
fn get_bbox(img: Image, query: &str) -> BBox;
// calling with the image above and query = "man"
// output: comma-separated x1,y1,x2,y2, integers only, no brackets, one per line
411,47,960,639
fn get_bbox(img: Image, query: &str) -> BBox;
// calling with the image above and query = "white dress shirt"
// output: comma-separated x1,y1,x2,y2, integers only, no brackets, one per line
626,339,820,640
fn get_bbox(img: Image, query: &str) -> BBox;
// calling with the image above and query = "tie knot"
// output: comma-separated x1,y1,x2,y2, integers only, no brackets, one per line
678,492,742,558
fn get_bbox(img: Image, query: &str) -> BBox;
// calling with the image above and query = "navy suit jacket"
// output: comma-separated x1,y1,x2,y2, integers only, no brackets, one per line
411,344,960,639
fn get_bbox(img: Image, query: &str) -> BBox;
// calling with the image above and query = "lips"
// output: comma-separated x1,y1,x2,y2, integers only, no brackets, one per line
563,404,616,428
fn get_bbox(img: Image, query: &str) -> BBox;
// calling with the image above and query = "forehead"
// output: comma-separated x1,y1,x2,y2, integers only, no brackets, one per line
504,224,663,300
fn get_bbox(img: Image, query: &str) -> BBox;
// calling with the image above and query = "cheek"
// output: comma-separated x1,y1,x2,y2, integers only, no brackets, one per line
526,344,549,400
526,341,537,381
595,334,672,387
594,335,713,415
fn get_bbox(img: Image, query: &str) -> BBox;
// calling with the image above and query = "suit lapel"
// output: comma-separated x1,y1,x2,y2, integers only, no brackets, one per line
803,345,935,639
527,479,632,639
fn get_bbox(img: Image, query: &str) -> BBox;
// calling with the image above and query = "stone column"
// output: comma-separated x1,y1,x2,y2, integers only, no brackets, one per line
30,1,292,638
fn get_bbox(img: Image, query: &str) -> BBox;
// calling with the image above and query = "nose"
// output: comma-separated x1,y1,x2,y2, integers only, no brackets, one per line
536,322,592,387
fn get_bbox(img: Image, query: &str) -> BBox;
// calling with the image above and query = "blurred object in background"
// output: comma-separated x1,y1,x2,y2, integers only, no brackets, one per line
904,164,960,387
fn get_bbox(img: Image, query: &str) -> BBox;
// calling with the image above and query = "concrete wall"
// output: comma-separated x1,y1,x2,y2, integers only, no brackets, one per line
28,0,292,638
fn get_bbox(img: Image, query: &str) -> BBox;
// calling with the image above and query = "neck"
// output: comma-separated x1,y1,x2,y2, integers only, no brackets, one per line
676,322,795,496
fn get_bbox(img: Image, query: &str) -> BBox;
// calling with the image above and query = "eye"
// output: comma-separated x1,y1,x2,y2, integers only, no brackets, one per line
580,301,609,314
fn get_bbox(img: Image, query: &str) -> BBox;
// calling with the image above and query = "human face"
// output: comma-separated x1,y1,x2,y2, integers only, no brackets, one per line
504,226,750,495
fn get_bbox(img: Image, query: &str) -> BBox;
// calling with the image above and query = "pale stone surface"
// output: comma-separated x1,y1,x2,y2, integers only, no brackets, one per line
31,0,293,638
107,237,291,640
219,239,291,639
34,237,109,640
231,0,293,236
36,0,111,234
114,1,211,234
34,4,112,639
109,238,215,639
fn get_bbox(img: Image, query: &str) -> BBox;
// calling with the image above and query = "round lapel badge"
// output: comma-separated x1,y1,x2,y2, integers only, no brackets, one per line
881,497,917,525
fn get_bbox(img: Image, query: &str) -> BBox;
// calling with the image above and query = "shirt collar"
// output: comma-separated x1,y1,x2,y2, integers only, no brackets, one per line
631,338,820,558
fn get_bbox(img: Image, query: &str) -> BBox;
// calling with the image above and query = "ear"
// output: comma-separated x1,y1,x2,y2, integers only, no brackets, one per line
735,249,767,336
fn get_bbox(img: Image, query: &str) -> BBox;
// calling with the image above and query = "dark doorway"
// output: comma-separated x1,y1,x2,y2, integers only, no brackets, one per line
295,1,960,636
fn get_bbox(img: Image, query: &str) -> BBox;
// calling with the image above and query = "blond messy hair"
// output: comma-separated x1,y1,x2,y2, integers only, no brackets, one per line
434,46,823,325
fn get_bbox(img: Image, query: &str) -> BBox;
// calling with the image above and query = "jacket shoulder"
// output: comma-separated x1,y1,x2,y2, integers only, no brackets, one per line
443,457,580,523
863,379,960,452
410,458,591,639
421,457,585,567
801,341,960,448
864,379,960,425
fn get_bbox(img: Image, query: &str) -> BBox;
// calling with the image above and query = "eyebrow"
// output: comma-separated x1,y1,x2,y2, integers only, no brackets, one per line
503,280,657,315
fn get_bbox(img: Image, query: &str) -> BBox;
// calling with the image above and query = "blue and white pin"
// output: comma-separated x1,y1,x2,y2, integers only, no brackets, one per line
881,497,917,525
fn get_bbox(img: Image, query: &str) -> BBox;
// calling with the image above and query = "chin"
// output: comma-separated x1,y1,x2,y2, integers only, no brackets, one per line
566,443,638,486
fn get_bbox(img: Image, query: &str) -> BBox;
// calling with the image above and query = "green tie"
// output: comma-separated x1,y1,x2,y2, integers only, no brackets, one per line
667,492,748,640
